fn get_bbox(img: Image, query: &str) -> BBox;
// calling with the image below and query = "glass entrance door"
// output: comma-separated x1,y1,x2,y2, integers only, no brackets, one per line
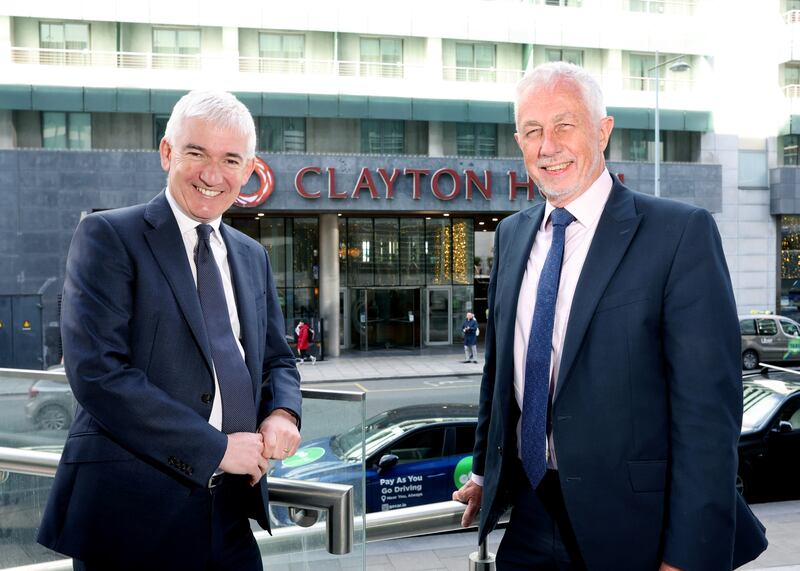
348,288,421,350
426,287,451,344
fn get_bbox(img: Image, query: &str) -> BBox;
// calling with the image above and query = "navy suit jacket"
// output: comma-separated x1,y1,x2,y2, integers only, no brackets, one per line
38,191,301,564
473,178,767,569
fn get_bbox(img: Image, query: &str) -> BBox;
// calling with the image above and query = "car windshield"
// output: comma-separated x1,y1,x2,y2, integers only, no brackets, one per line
742,381,787,431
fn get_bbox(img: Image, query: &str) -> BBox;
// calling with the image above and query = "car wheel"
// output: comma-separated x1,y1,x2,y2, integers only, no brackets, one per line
36,405,70,431
742,350,759,370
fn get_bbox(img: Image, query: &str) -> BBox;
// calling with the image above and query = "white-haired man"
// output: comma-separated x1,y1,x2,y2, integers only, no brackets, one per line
454,62,767,570
38,90,301,570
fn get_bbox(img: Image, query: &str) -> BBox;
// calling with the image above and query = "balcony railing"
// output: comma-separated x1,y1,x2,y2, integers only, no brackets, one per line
622,75,695,93
11,47,206,70
786,84,800,98
442,66,525,84
786,9,800,24
627,0,696,16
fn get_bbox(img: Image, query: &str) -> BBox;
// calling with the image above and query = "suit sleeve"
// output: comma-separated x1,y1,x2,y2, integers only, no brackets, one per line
472,222,502,478
661,208,741,570
62,214,228,487
257,246,302,425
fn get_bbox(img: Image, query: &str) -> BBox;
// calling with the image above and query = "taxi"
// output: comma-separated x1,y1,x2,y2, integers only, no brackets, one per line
269,403,477,519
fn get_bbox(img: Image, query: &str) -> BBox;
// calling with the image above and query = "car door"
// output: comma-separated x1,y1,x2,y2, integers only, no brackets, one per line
763,395,800,499
779,319,800,362
367,426,447,512
756,318,782,360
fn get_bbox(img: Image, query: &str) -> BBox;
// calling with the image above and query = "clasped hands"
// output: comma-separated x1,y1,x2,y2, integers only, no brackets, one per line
219,409,301,486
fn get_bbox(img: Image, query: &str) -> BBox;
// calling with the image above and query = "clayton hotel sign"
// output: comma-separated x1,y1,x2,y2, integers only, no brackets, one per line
234,155,540,213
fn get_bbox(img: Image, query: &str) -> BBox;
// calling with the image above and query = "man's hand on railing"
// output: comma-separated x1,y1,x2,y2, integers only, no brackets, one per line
452,479,482,528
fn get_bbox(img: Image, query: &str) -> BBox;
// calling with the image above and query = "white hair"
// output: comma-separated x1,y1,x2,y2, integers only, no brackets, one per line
164,90,256,158
514,62,606,127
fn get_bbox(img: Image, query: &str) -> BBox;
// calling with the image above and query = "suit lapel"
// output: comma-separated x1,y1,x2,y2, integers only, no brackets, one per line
143,191,213,374
555,182,642,400
221,224,260,399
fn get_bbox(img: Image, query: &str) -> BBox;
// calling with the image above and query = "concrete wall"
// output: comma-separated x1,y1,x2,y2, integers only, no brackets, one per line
91,21,117,51
92,113,153,149
497,124,520,158
120,23,151,53
12,17,38,48
405,120,428,155
0,111,14,149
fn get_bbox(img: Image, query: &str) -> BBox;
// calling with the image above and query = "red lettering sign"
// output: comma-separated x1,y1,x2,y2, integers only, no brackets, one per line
508,170,535,201
431,169,461,201
328,167,348,199
351,167,380,199
403,168,430,200
465,170,492,200
378,168,401,199
295,166,321,198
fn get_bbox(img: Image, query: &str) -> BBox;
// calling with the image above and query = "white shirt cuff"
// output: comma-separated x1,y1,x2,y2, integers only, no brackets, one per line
470,473,484,486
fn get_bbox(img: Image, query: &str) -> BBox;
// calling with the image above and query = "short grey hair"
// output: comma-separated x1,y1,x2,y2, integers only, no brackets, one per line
514,62,606,127
164,90,257,158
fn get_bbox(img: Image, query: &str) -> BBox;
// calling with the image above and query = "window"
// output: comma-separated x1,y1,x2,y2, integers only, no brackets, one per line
39,21,90,65
738,149,768,189
628,53,657,91
387,429,445,464
740,320,757,336
545,0,581,5
456,123,497,157
781,135,800,166
454,425,476,455
620,129,699,163
781,320,800,337
757,319,778,336
258,33,305,73
42,112,91,149
260,117,306,152
785,64,800,86
361,120,405,154
360,37,403,78
545,48,583,66
454,43,496,81
154,115,169,149
152,28,201,69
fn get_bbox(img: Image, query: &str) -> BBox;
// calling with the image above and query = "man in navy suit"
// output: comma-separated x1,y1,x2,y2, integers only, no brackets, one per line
454,62,767,569
38,90,302,570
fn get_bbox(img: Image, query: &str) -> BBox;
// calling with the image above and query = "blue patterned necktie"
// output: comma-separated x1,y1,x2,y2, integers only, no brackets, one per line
195,224,257,434
521,207,576,488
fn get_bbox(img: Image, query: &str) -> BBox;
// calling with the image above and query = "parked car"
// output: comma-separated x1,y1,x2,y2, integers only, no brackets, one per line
738,367,800,502
24,367,73,431
269,404,478,523
739,314,800,370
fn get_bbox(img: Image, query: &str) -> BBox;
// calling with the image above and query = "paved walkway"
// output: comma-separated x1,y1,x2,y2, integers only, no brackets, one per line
298,347,484,384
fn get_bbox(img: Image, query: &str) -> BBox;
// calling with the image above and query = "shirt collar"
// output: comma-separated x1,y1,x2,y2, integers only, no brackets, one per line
542,168,613,230
165,186,223,244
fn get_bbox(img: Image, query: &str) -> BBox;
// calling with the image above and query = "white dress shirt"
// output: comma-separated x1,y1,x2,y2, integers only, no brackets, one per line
472,169,612,486
165,187,246,432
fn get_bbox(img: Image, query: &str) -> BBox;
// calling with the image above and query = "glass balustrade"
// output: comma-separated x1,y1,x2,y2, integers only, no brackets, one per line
0,368,366,570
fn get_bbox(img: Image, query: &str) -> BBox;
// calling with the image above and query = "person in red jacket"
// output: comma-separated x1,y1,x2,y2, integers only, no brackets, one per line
294,320,315,363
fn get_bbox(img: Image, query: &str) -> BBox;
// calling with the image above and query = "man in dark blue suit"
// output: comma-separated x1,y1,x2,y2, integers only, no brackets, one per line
38,90,302,570
454,63,768,569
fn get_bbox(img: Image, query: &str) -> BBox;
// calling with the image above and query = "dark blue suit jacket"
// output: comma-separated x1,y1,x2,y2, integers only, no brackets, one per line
473,178,767,569
38,191,301,564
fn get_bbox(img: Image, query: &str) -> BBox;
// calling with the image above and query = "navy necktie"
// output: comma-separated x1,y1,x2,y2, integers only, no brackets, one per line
521,207,575,488
195,224,257,434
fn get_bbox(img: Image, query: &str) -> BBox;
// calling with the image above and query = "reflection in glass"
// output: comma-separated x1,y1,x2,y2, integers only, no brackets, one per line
347,218,374,286
452,285,474,341
259,218,287,288
339,217,347,287
452,219,474,285
426,219,451,285
428,288,450,343
293,218,318,288
400,219,424,285
374,219,399,286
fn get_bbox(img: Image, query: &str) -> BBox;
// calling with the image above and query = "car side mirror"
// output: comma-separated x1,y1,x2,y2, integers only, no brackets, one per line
772,420,793,434
377,454,399,472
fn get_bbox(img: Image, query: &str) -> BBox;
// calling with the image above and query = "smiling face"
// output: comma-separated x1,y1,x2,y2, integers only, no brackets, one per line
514,78,613,208
159,116,255,223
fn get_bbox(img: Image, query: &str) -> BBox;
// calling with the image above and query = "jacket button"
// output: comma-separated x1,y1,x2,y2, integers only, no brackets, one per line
201,394,212,404
497,446,503,456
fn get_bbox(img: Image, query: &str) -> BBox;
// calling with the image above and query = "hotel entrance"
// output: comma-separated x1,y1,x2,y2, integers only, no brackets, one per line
346,288,421,350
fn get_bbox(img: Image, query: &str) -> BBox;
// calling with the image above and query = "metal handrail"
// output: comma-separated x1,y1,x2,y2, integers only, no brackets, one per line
0,447,353,558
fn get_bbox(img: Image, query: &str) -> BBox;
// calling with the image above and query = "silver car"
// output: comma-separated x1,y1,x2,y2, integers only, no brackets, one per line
740,315,800,370
24,367,73,431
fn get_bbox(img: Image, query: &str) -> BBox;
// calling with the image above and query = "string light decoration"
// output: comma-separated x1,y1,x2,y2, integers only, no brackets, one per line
452,221,468,284
782,216,800,279
432,223,451,284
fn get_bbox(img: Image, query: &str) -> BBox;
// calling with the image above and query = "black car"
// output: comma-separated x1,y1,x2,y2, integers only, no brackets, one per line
738,366,800,502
